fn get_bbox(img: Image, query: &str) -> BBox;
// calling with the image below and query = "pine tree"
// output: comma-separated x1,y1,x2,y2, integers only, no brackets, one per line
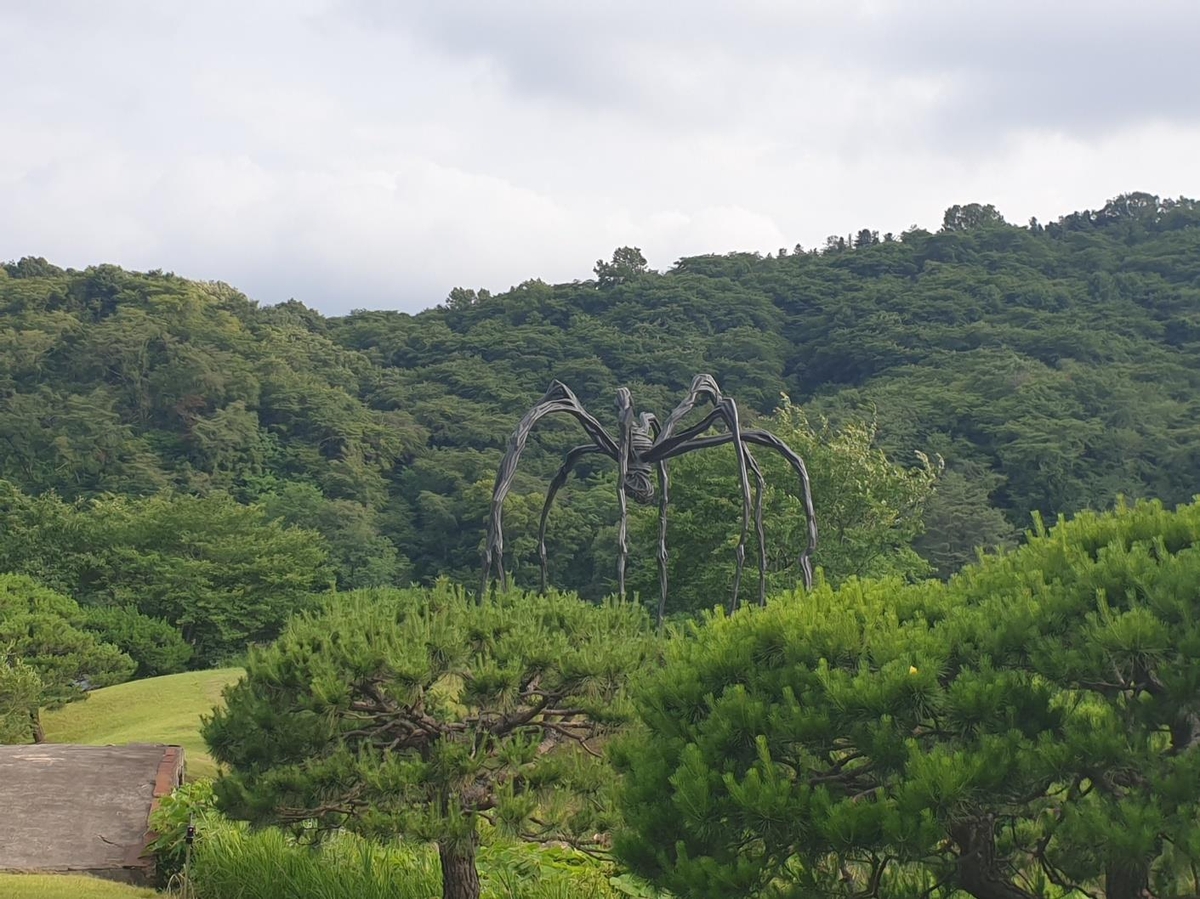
203,582,656,899
951,499,1200,899
0,659,42,743
0,574,135,742
615,499,1200,899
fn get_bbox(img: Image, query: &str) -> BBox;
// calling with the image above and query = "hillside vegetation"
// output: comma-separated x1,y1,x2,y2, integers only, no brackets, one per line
41,668,241,779
3,192,1199,603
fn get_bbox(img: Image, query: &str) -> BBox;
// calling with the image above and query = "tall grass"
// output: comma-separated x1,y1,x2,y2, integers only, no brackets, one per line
187,822,438,899
181,817,632,899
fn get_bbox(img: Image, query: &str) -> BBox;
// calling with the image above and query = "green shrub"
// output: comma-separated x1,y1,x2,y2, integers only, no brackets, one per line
83,605,192,677
148,779,216,883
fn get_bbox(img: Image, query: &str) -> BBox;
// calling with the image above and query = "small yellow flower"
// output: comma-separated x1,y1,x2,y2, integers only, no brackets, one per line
908,665,919,675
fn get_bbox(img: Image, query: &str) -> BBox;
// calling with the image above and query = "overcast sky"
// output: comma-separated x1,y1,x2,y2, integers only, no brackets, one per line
2,0,1198,315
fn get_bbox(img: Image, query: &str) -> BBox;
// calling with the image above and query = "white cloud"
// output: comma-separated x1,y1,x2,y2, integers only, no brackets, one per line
1,0,1198,313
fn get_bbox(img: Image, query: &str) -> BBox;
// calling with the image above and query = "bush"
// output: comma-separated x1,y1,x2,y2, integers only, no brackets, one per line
148,779,216,883
83,605,192,677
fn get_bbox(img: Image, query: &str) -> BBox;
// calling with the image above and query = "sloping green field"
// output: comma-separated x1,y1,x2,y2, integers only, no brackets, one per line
0,873,158,899
41,668,243,780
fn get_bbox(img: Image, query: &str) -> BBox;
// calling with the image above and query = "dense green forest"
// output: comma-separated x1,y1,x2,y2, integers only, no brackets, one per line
3,191,1199,611
7,191,1200,899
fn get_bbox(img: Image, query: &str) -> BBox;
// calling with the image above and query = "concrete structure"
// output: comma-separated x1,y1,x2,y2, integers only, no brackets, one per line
0,743,185,884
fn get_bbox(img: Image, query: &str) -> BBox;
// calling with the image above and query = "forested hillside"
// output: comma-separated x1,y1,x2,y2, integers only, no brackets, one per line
3,191,1199,603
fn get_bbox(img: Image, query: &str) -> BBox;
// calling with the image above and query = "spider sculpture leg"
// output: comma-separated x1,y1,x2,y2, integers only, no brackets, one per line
745,448,768,607
719,397,754,611
647,375,756,612
663,406,769,609
656,374,722,439
482,381,618,599
655,458,669,629
741,429,817,590
537,445,605,594
614,388,636,601
538,412,660,605
659,428,817,591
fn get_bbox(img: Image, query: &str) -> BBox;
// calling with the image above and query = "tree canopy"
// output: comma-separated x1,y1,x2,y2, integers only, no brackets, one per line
0,573,134,742
0,481,332,667
613,497,1200,899
203,583,656,899
3,192,1200,600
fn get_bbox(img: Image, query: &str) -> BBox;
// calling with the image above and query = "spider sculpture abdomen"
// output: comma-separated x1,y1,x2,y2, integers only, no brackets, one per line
481,375,817,626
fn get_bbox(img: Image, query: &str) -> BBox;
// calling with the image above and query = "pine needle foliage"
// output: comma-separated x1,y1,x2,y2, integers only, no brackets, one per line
614,498,1200,899
203,582,657,899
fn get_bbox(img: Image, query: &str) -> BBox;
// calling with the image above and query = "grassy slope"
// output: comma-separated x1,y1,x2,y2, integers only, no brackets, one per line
0,874,158,899
41,668,243,780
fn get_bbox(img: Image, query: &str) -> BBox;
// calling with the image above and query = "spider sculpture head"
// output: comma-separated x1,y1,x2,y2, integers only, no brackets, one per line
482,374,817,627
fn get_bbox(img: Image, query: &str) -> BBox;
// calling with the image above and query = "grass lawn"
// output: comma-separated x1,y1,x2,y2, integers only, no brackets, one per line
0,873,158,898
41,668,243,780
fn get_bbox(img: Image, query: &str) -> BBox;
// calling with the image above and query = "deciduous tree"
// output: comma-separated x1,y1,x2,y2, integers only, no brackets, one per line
624,401,938,614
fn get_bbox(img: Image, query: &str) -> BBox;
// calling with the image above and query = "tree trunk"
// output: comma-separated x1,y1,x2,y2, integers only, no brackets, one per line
29,709,45,744
951,818,1036,899
438,835,481,899
1106,860,1152,899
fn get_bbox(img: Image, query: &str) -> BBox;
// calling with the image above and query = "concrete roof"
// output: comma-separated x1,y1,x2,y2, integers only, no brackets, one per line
0,743,183,882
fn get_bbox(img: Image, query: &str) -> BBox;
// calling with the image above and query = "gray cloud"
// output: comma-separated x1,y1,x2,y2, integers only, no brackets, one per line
1,0,1198,313
380,1,1200,136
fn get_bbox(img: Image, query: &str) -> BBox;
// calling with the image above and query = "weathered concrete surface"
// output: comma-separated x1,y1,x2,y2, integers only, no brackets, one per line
0,743,184,883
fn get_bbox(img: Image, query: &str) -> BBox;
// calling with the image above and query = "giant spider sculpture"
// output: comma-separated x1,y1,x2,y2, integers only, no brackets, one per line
481,375,818,625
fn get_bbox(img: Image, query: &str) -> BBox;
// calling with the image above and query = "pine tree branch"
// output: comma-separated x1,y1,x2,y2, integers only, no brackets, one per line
537,720,604,758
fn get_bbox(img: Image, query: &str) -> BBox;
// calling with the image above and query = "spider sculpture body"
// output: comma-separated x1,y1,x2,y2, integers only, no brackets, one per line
481,374,818,625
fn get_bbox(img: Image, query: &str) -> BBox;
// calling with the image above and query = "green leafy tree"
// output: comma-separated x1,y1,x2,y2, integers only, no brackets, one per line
853,229,880,248
0,574,134,742
257,480,412,589
82,606,193,677
948,498,1200,899
912,462,1017,578
203,583,656,899
76,492,333,666
0,482,333,667
594,247,649,287
941,203,1007,232
612,576,1069,899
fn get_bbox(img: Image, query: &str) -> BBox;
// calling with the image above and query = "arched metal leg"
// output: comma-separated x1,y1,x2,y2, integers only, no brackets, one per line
719,398,752,613
615,388,635,601
482,381,618,598
655,459,670,630
658,429,817,591
538,445,605,594
745,449,768,606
